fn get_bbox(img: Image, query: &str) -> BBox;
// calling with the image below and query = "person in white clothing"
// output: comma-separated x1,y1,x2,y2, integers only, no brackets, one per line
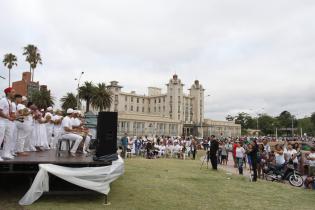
44,107,55,147
14,94,30,156
71,110,91,153
50,110,63,149
0,87,16,160
61,108,83,156
285,144,298,169
235,141,246,175
8,96,17,157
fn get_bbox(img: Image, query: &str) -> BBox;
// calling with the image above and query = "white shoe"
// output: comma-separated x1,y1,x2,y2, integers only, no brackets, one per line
83,150,87,154
70,152,76,157
0,157,3,161
2,155,14,160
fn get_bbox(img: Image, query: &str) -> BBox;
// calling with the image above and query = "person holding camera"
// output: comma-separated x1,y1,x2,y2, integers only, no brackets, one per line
210,135,219,170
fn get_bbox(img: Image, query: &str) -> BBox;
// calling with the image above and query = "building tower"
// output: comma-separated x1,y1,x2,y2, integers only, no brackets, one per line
189,80,205,137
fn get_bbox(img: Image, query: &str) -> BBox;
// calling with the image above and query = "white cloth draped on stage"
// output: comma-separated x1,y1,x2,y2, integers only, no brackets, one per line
19,156,124,205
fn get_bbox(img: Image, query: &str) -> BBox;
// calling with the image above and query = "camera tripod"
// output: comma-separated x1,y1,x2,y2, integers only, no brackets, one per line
200,150,211,169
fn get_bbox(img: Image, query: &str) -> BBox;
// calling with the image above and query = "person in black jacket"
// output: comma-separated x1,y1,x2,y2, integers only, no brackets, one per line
210,135,219,170
247,140,258,182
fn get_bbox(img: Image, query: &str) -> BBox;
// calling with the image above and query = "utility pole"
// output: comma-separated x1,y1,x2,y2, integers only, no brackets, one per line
75,71,84,110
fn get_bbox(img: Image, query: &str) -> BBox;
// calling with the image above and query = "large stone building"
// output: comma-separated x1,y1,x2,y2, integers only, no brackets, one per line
97,74,241,137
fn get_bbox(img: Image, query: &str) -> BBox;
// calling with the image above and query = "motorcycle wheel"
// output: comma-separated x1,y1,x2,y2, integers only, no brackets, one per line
288,173,303,187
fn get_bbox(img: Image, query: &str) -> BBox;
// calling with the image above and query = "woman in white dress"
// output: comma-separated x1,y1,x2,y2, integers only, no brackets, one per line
32,109,49,150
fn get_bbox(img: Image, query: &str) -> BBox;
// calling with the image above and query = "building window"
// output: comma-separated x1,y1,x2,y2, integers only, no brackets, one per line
154,99,156,104
142,107,144,112
178,114,180,120
131,105,133,111
158,98,161,103
149,99,150,104
158,107,161,112
170,96,172,102
131,97,133,102
136,106,139,112
142,98,145,103
154,107,156,112
163,97,165,102
125,96,127,101
115,95,118,101
148,107,150,112
114,104,118,111
137,98,139,103
125,105,127,111
163,106,165,112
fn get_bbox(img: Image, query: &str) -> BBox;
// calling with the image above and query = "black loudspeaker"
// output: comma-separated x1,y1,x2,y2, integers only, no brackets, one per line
95,112,118,157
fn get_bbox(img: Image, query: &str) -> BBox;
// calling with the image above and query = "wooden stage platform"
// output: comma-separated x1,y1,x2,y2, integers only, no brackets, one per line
0,149,111,174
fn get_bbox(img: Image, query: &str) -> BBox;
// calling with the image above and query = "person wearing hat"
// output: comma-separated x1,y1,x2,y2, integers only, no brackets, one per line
13,94,29,156
71,110,91,153
0,87,16,160
60,108,83,156
44,106,55,148
50,110,63,149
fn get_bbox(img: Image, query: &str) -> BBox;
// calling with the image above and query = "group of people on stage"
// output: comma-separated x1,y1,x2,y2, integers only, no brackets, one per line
0,87,91,161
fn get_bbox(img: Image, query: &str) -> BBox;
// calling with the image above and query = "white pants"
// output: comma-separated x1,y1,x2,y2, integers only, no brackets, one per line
61,133,83,153
16,121,33,153
83,135,91,151
0,120,13,157
8,121,17,154
46,124,54,146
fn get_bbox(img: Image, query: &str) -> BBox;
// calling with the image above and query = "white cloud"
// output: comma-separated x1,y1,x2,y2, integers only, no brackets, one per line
0,0,315,120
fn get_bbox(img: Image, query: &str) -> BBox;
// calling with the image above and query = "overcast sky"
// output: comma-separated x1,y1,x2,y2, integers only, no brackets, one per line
0,0,315,120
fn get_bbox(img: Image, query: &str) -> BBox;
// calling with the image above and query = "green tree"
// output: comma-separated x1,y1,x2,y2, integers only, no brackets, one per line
257,114,276,135
60,92,77,111
3,53,18,86
234,112,255,130
310,112,315,127
297,117,315,136
91,83,112,112
31,89,54,110
79,81,96,113
23,44,42,81
277,111,298,136
225,114,234,121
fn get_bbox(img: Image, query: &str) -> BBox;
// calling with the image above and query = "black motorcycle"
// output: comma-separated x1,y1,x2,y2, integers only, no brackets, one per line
263,162,304,187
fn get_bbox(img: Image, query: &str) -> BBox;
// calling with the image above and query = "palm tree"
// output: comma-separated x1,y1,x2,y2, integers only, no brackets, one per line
91,83,113,112
31,89,54,110
23,44,42,81
3,53,18,86
60,92,77,111
79,81,96,113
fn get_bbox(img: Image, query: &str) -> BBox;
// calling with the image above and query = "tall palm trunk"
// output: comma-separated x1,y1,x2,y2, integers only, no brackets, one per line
8,68,11,87
32,69,34,82
86,99,90,113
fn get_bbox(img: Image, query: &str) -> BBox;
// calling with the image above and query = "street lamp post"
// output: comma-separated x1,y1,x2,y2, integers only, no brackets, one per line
75,71,84,110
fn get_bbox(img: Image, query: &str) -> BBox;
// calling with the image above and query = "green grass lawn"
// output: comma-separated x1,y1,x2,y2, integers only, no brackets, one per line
1,154,315,210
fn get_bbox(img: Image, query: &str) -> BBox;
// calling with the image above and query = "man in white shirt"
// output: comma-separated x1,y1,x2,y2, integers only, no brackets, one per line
60,108,83,156
285,144,298,169
0,87,16,160
71,110,90,153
